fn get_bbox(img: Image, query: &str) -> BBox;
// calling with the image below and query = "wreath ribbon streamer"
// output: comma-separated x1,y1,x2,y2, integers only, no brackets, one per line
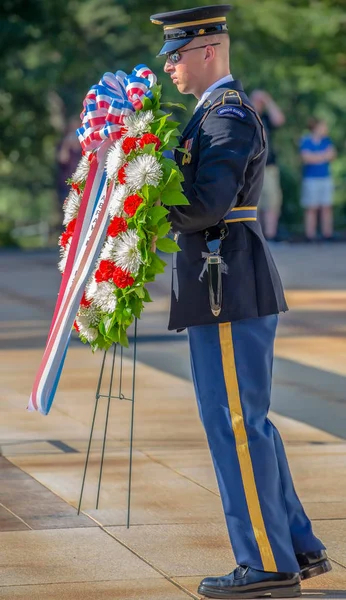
29,65,157,415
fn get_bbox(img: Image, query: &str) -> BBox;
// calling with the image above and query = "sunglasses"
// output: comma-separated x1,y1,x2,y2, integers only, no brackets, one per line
166,43,221,64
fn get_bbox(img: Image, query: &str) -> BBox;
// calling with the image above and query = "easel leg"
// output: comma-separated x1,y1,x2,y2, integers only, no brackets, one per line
127,318,137,528
77,350,107,515
96,343,117,509
78,318,138,526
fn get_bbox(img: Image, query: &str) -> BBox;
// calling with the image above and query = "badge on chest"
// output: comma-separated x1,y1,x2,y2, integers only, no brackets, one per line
182,138,194,165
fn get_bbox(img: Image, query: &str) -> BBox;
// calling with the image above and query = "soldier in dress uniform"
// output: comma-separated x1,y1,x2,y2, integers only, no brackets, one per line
150,5,330,599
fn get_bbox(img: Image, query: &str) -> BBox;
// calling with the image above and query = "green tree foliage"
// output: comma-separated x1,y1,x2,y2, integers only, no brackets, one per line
1,0,345,230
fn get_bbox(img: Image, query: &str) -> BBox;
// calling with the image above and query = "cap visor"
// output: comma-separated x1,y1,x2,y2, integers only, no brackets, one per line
157,38,191,57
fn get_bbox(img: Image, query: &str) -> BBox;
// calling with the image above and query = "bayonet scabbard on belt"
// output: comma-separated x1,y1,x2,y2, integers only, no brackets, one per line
203,224,228,317
207,254,222,316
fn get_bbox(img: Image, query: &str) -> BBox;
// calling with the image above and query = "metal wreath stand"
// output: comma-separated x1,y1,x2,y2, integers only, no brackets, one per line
77,318,138,528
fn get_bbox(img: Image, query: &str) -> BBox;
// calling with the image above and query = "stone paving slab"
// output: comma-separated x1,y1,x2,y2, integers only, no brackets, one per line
0,457,95,531
314,521,346,568
0,579,195,600
303,503,346,521
106,523,236,577
9,450,225,526
0,504,29,532
0,528,157,586
275,336,346,378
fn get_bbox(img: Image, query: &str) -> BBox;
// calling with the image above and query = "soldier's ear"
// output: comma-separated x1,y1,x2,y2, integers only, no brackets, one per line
205,45,215,63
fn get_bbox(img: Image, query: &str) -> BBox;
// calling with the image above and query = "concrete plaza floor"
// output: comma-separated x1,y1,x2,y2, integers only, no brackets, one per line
0,244,346,599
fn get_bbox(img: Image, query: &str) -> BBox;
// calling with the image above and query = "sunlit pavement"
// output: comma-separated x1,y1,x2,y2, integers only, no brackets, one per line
0,244,345,599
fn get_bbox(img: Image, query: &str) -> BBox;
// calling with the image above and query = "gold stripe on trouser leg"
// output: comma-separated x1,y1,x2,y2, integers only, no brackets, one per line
219,322,278,572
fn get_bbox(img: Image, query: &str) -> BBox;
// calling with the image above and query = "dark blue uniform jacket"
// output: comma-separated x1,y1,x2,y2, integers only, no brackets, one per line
168,79,288,331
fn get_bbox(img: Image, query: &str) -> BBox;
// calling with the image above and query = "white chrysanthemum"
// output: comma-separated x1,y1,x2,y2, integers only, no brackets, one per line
63,189,81,225
113,230,142,274
123,110,154,137
125,155,162,192
72,155,90,183
108,184,129,218
85,275,98,301
58,241,70,274
100,236,117,261
76,306,99,342
93,281,117,313
106,141,125,181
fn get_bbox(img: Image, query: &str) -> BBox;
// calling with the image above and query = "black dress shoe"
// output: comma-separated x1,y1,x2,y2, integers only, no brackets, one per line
198,566,301,598
296,550,332,580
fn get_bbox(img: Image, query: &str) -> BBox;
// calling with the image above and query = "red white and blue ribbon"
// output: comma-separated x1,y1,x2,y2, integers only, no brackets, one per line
29,65,156,415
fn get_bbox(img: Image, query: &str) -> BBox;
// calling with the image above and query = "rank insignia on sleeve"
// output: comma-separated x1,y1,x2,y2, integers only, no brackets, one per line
182,138,193,165
216,106,247,119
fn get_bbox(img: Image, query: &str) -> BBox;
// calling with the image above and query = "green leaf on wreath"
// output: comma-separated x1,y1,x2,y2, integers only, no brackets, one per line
143,287,153,303
148,251,166,274
141,143,156,155
99,321,106,337
148,205,169,224
103,315,114,335
123,307,133,319
162,120,180,130
163,129,179,145
156,237,181,253
135,286,145,299
161,101,187,111
157,221,171,237
130,294,143,319
161,136,180,152
142,96,153,111
119,327,129,348
107,326,119,344
162,157,178,170
154,114,170,135
147,185,161,203
161,189,189,206
175,147,190,155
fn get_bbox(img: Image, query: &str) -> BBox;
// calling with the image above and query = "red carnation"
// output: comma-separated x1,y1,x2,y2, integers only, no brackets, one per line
60,231,71,248
122,137,139,155
118,163,128,184
59,219,77,248
139,133,161,151
66,218,77,234
112,266,135,289
124,194,143,217
73,320,80,332
107,216,128,237
72,182,81,194
80,291,91,308
95,259,116,283
120,127,128,137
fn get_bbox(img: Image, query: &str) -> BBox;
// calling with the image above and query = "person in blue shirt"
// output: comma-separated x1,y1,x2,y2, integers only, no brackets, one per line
300,118,336,241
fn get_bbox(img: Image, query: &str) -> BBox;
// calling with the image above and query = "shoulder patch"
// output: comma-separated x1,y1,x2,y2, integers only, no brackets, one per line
216,106,247,119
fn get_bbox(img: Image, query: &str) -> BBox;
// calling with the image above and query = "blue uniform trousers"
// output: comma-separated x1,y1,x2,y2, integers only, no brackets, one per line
188,315,324,573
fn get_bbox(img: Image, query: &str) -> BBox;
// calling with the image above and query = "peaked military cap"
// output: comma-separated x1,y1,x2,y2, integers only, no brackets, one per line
150,4,232,56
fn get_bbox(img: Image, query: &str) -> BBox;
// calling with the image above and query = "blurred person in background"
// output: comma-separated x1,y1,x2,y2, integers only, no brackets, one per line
299,118,336,241
250,90,285,241
56,116,81,211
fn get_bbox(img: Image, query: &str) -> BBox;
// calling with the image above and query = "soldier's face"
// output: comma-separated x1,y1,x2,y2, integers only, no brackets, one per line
163,42,207,96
